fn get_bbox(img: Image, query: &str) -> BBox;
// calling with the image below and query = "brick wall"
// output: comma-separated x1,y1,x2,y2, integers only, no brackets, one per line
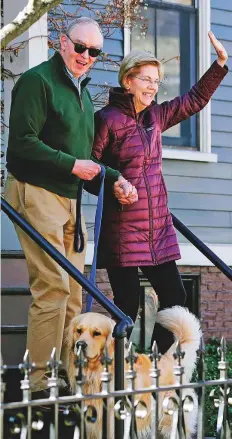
179,266,232,342
83,266,232,342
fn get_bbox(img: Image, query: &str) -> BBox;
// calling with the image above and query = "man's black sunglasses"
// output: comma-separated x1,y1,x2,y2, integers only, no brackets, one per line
66,34,102,58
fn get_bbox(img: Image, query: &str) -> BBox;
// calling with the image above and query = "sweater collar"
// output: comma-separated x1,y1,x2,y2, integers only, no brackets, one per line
108,87,153,119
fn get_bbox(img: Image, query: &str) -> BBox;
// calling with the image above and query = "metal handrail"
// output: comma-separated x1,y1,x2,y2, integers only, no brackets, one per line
1,197,133,328
1,196,132,438
171,214,232,281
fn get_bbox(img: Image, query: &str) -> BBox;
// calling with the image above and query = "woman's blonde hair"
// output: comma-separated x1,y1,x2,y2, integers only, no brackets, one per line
118,50,163,87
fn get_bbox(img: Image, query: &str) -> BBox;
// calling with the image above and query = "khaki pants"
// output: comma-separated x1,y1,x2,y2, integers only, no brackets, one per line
5,174,87,391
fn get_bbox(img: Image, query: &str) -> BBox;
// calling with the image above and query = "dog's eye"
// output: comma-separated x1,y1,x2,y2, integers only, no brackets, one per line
93,331,101,337
76,328,82,334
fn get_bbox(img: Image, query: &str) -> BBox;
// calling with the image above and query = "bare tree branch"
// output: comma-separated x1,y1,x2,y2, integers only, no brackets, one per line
1,0,62,49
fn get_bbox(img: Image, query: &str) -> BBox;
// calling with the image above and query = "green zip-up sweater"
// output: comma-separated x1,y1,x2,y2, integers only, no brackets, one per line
7,51,96,198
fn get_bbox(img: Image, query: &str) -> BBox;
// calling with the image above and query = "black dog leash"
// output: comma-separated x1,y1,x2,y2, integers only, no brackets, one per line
74,167,106,311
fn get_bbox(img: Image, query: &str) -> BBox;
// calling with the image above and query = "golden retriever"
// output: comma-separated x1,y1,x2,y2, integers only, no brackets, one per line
67,307,201,438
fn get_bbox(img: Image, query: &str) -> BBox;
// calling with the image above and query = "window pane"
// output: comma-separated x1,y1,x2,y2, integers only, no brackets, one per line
156,9,181,137
131,7,155,53
132,8,181,137
155,0,193,5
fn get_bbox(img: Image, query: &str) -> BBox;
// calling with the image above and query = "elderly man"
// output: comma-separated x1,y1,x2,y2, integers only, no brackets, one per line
5,17,103,398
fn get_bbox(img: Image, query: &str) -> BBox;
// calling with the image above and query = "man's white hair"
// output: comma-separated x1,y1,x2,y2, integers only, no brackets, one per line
65,17,103,38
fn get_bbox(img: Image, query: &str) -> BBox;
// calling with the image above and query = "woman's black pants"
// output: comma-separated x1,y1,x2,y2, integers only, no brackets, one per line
107,261,186,354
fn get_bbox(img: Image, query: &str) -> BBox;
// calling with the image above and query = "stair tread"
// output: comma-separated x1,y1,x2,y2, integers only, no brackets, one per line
1,287,31,295
1,250,25,259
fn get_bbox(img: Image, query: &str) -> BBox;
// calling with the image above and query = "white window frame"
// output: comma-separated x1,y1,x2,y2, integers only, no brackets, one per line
124,0,217,163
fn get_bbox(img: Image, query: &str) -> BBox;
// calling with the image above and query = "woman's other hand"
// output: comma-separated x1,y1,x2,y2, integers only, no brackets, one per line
113,177,138,205
208,31,228,67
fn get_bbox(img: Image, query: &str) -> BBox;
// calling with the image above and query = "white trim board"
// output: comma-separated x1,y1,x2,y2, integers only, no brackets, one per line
85,242,232,267
162,149,217,163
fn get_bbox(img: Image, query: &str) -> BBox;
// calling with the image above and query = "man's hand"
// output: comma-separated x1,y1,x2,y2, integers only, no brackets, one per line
71,160,101,180
208,31,228,67
113,176,138,205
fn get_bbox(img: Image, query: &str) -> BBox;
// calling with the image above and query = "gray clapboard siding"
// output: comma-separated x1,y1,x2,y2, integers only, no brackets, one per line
212,147,232,163
171,209,231,228
82,205,97,223
168,193,232,212
211,115,232,133
163,160,232,179
211,132,232,148
165,176,232,195
90,68,119,85
211,24,232,41
212,101,232,117
212,85,232,102
176,227,232,244
211,0,232,11
211,8,232,27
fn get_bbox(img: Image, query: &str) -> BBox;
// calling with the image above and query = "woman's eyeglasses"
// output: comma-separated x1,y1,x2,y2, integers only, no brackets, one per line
133,75,161,87
66,34,102,58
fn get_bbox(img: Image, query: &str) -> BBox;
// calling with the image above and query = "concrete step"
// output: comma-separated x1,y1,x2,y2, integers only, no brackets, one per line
1,327,27,366
1,250,29,288
1,287,31,325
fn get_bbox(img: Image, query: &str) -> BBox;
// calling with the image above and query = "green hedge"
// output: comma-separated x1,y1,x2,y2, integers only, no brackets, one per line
198,337,232,437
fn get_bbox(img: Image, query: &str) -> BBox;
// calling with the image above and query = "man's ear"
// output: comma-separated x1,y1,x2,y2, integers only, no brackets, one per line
60,34,67,52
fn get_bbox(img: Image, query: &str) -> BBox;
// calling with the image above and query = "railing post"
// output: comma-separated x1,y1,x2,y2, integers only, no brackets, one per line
113,318,133,438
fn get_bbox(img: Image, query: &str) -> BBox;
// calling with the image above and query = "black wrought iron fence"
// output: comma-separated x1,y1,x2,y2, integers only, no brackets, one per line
1,338,232,439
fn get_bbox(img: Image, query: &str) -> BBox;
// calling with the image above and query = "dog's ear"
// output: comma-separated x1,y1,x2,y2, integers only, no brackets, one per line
105,318,116,359
66,315,81,350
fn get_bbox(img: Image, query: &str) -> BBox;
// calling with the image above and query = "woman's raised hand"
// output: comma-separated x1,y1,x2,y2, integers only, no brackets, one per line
208,31,228,67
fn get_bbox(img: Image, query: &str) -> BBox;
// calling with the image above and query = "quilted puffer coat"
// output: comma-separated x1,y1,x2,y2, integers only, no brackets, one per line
92,61,228,267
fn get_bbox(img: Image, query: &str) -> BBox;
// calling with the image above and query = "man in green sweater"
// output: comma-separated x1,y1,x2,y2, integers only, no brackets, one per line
5,17,103,399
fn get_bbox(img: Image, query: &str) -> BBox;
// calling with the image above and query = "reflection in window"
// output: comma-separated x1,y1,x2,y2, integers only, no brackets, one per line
131,1,197,147
156,9,180,137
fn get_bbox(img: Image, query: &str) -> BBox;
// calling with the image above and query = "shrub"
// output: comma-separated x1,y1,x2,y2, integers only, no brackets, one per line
194,337,232,437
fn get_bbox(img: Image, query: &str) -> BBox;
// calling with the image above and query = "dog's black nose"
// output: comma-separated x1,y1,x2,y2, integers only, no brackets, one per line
75,340,87,351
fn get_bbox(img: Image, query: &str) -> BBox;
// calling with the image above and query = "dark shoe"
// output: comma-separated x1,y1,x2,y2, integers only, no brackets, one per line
58,368,69,385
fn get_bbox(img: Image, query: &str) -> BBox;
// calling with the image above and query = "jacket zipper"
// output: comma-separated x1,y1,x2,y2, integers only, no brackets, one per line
129,95,156,262
136,117,157,264
143,167,157,264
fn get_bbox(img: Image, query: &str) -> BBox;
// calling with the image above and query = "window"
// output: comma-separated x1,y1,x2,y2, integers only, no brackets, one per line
131,0,197,147
137,271,200,351
126,0,216,162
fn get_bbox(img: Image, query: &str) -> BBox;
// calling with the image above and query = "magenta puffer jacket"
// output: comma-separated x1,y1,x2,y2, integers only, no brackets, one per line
92,61,227,267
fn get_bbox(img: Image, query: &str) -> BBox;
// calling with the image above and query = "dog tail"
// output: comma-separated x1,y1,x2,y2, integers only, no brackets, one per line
156,306,202,379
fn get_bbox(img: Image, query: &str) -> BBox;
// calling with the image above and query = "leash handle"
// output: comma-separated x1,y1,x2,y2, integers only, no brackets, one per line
74,180,85,253
86,167,105,311
74,167,106,312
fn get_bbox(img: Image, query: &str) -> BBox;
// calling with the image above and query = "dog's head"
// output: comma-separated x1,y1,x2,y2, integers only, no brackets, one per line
67,312,116,362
